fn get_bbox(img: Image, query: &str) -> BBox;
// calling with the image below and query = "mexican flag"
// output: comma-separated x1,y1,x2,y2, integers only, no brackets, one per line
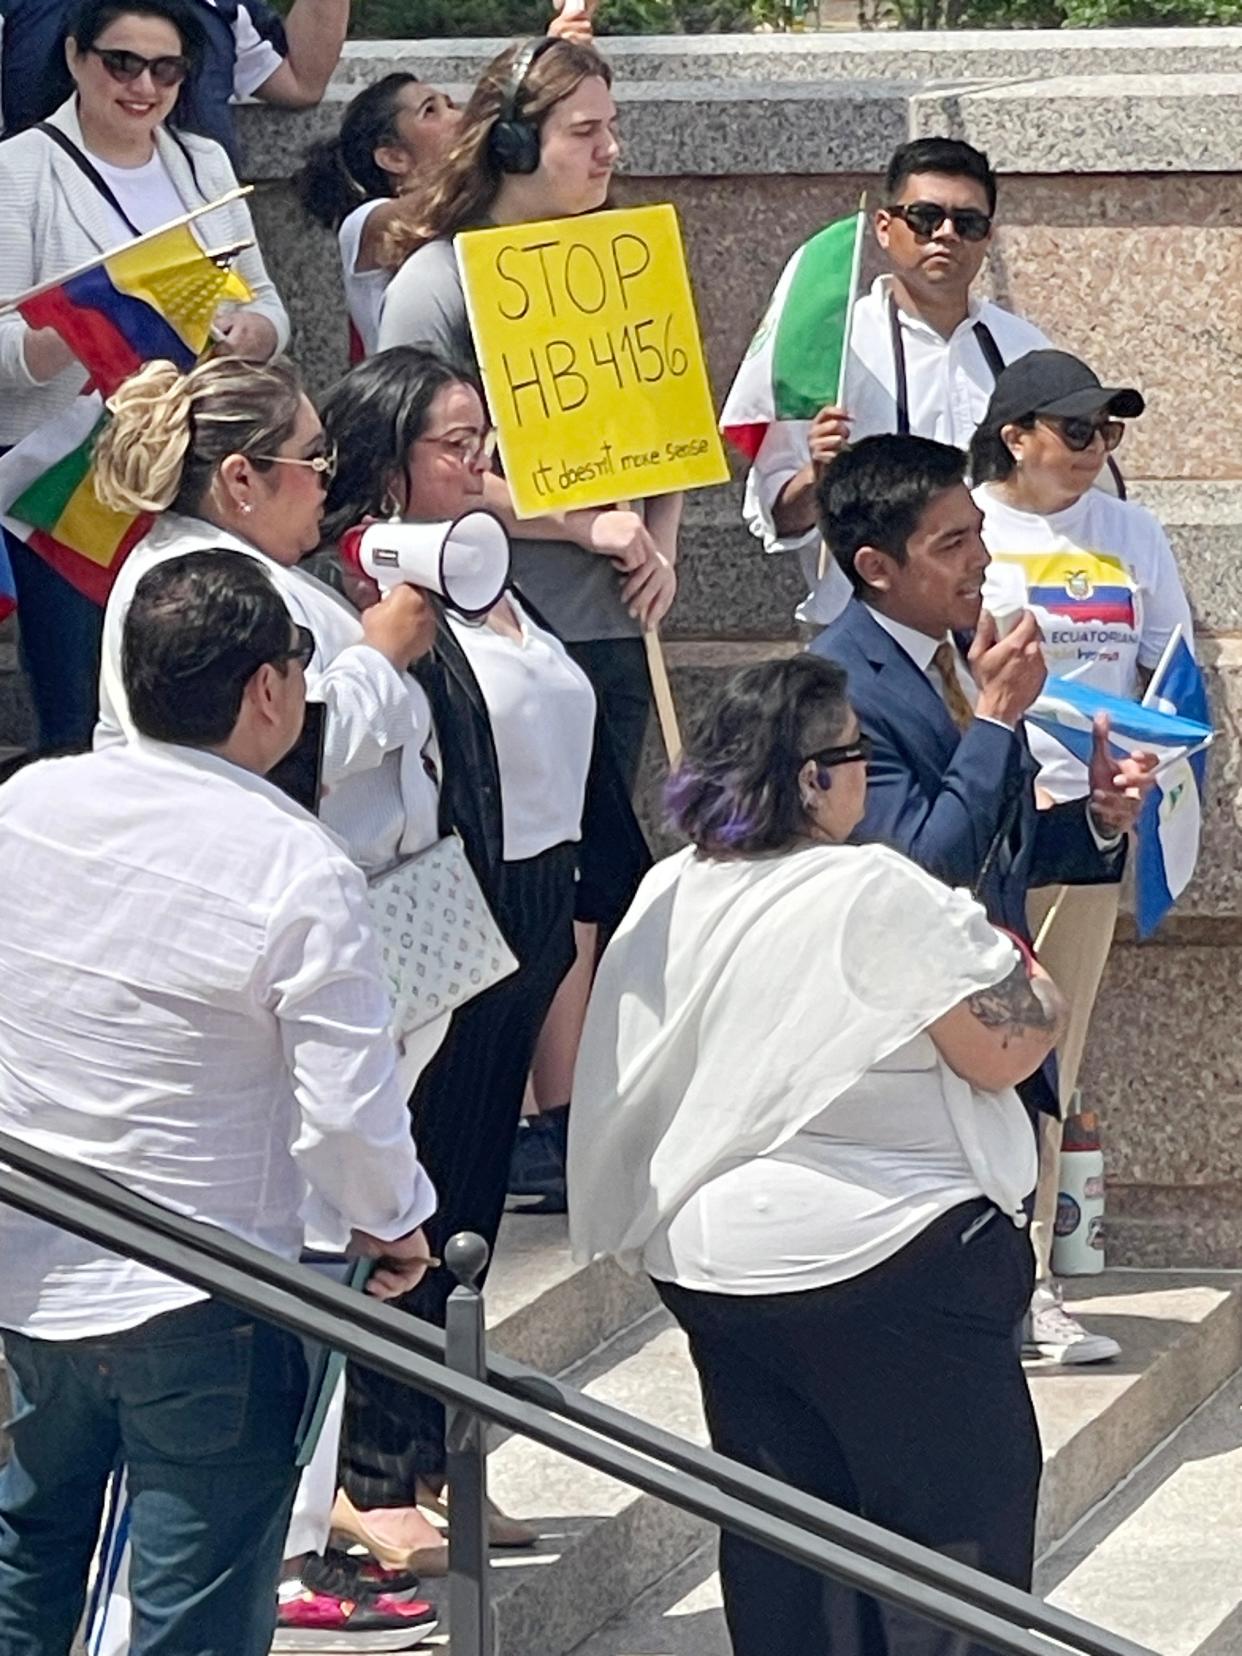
720,211,865,461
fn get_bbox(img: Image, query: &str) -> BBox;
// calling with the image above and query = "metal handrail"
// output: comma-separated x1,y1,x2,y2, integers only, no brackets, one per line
0,1130,1157,1656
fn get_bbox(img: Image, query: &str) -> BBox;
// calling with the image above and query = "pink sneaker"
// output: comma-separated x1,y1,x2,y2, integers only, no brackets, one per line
272,1584,438,1651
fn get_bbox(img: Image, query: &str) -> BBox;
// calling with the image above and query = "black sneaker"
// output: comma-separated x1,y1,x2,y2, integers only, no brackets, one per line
507,1110,568,1212
274,1551,437,1651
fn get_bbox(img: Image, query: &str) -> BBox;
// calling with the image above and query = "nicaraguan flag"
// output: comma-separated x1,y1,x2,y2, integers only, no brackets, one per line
1027,652,1212,938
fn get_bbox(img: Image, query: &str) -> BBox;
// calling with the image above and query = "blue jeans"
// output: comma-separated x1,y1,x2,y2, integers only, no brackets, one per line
4,530,103,754
0,1298,306,1656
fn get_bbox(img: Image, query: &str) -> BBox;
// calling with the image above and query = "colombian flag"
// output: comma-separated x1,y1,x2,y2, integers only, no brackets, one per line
16,222,251,399
0,220,251,601
1022,551,1136,628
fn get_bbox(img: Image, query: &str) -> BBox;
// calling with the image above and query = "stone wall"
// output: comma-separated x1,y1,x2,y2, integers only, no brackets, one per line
6,30,1242,1261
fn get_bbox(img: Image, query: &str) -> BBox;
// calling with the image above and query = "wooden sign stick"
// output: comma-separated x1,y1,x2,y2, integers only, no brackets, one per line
618,496,682,767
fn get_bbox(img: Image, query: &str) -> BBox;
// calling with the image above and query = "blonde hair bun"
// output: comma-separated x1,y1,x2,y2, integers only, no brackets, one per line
93,361,195,515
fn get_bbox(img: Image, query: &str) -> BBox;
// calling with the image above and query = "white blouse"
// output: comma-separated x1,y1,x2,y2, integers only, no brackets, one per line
338,199,392,358
448,596,596,862
96,516,440,873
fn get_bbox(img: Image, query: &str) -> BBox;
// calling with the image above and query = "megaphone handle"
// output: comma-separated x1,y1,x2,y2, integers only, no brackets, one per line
644,627,682,768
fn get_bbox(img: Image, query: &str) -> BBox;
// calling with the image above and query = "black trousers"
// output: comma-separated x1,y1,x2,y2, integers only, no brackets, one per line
566,637,651,797
656,1200,1040,1656
341,843,577,1501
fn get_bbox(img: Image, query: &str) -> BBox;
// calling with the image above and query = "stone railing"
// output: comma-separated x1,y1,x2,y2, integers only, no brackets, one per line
5,30,1242,1262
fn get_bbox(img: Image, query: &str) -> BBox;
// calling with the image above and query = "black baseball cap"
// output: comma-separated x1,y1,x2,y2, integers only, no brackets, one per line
980,350,1145,431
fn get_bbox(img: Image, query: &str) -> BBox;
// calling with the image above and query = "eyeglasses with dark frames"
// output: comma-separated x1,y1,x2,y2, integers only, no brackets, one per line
414,428,499,467
1037,415,1125,455
802,735,874,771
887,201,993,243
88,46,190,87
251,438,339,485
270,624,316,673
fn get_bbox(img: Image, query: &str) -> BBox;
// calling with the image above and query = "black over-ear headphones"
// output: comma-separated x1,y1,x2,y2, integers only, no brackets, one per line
487,36,555,176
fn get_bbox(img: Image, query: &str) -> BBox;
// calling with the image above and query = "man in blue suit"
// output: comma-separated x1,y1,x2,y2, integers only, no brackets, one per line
811,434,1155,1362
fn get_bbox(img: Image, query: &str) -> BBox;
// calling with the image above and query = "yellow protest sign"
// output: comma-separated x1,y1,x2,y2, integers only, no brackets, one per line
456,204,729,518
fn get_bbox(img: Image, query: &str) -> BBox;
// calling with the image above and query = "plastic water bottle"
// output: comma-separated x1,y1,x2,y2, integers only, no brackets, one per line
1052,1099,1106,1276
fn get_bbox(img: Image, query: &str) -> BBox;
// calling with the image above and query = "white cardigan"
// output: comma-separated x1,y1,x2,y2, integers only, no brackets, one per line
0,97,290,446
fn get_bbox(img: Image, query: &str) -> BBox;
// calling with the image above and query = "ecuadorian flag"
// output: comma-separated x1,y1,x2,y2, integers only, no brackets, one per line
1023,550,1136,628
16,222,251,398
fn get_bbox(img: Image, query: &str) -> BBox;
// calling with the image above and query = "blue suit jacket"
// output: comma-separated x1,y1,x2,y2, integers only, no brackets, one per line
812,599,1124,1114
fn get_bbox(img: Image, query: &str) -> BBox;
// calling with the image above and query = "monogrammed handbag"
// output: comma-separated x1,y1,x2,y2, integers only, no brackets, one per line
366,835,517,1036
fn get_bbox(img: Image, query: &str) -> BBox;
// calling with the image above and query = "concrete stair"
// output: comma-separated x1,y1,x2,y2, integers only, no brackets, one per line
281,1228,1242,1656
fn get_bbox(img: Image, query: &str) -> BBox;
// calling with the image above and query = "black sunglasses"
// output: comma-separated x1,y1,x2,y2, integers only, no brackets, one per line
88,45,190,87
271,624,316,672
803,735,874,771
887,201,993,243
1038,415,1125,455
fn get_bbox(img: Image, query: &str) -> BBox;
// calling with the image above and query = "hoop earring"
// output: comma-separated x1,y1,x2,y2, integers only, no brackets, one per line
381,489,402,521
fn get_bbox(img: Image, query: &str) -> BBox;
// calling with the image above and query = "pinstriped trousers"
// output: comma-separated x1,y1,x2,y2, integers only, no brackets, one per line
341,842,577,1503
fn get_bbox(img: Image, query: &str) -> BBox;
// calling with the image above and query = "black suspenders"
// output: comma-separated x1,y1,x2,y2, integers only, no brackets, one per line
886,292,1127,498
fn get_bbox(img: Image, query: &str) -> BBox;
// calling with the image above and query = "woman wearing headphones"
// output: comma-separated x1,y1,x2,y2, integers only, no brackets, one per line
377,37,680,797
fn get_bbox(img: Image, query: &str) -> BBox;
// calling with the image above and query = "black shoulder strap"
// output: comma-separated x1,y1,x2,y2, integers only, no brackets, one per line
972,318,1006,381
887,293,910,436
36,122,143,237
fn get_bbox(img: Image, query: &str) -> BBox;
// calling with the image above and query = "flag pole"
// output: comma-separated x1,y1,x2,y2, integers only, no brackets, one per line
0,188,255,314
817,193,867,582
1140,623,1184,709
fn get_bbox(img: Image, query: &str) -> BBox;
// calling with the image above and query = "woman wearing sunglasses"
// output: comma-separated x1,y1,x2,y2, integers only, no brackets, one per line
0,0,288,757
970,347,1195,1356
570,654,1062,1656
91,356,442,886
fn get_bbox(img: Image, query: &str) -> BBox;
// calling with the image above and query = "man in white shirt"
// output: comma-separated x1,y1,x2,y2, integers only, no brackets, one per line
0,549,436,1656
745,137,1051,625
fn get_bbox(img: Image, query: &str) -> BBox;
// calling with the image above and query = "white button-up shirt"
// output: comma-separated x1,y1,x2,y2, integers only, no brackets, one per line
745,275,1051,625
96,515,441,875
0,740,436,1340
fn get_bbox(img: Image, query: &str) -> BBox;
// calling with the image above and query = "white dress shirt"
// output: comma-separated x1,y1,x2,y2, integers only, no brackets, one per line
96,516,440,874
745,275,1051,624
0,740,436,1340
447,596,597,862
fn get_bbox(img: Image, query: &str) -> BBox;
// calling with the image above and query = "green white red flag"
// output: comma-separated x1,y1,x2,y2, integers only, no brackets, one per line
720,211,865,460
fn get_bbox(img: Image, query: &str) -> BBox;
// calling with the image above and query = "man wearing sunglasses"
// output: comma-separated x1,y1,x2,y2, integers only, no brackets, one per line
744,136,1052,626
0,549,436,1655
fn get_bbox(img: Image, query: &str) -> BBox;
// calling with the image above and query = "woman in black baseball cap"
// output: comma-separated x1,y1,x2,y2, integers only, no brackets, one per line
968,348,1195,1368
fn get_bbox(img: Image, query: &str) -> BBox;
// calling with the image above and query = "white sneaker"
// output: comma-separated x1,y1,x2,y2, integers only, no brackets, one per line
1023,1281,1121,1365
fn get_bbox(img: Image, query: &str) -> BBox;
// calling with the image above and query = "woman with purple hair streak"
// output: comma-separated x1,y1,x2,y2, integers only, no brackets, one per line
568,654,1068,1656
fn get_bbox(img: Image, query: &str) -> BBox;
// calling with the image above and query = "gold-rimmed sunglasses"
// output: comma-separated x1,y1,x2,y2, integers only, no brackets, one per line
252,439,339,484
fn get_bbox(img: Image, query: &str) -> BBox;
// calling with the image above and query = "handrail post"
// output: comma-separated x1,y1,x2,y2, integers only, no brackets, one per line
444,1231,494,1656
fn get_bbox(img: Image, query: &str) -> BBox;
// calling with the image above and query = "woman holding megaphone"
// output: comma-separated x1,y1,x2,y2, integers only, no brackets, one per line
317,344,650,1566
92,356,444,887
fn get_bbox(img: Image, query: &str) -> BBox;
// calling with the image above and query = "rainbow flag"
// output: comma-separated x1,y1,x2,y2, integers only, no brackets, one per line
0,395,151,605
0,218,251,602
0,533,15,622
16,221,251,398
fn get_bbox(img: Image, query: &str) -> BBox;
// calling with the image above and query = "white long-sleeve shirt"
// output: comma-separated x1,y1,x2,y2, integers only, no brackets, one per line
96,515,440,874
744,275,1051,625
0,739,436,1340
0,98,289,447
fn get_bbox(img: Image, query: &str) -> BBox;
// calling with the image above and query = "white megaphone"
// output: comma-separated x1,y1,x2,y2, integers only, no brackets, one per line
340,511,511,619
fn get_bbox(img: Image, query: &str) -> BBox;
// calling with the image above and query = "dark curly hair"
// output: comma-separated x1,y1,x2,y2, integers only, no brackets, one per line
666,655,852,858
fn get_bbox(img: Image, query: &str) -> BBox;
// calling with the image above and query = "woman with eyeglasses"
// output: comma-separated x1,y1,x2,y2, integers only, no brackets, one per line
570,654,1062,1656
0,0,288,756
316,345,649,1570
970,347,1195,1343
91,356,441,884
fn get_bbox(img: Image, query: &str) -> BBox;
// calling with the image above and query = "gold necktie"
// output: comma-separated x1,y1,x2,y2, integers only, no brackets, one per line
932,640,974,733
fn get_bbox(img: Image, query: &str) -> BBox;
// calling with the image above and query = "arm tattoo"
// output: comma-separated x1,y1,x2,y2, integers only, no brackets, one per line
966,962,1057,1048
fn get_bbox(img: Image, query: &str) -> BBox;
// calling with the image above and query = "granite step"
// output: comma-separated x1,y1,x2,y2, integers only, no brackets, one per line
1038,1367,1242,1655
559,1271,1242,1656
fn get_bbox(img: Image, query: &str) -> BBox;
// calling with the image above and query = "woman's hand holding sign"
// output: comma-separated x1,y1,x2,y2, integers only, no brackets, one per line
578,507,660,572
